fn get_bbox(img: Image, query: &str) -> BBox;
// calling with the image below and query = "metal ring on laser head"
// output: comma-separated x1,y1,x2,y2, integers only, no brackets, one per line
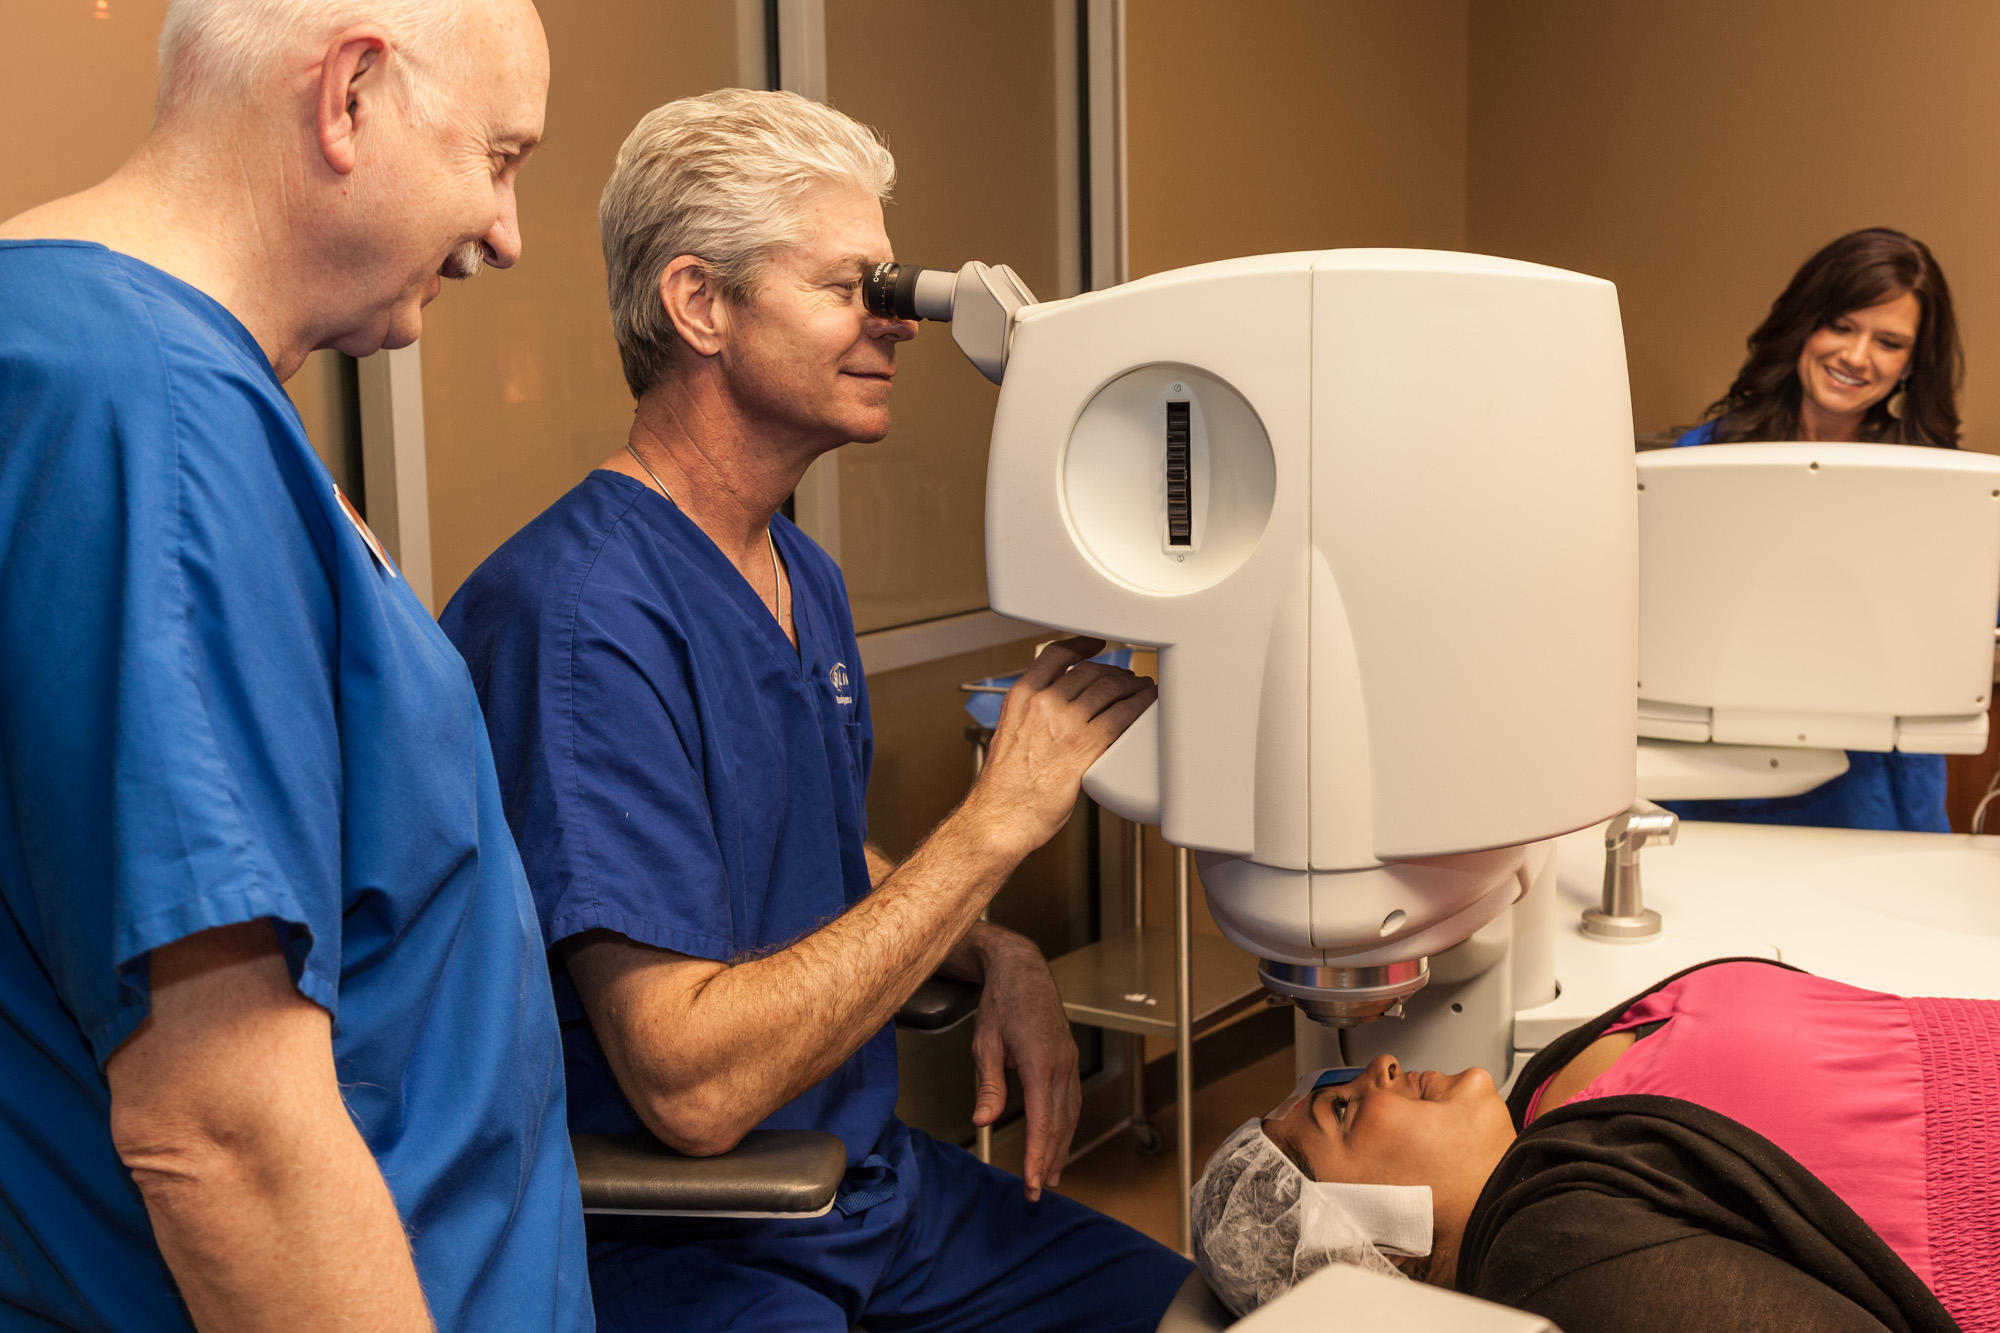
1259,959,1431,1027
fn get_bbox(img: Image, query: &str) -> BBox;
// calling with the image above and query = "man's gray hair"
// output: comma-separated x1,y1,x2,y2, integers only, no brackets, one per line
156,0,466,127
598,88,896,400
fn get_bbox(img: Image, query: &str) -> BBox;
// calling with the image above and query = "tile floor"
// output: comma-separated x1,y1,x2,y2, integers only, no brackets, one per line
1056,1046,1295,1250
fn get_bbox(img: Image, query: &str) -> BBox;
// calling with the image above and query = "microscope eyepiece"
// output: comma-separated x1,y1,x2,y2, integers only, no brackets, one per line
864,262,956,323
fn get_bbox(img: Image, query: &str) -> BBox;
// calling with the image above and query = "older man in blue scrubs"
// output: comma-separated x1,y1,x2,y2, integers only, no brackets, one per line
443,89,1193,1330
0,2,591,1329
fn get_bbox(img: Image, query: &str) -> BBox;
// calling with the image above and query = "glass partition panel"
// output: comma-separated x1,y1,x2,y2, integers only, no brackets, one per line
824,1,1070,633
419,4,745,601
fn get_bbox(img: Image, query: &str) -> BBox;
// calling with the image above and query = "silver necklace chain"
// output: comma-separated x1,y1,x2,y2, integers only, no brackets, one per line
625,441,783,615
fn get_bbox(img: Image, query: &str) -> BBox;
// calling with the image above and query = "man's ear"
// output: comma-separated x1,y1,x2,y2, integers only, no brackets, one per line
661,255,729,358
315,26,391,176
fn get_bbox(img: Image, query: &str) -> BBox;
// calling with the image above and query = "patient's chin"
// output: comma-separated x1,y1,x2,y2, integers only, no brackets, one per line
1391,1249,1446,1287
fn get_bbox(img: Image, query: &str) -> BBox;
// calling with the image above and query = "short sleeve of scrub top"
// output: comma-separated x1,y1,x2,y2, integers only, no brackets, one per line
545,554,743,962
444,480,737,965
0,248,342,1057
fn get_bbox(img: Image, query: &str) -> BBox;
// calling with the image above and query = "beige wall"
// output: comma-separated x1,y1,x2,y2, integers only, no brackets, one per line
1126,0,1468,278
2,0,357,488
1468,0,2000,453
8,2,165,208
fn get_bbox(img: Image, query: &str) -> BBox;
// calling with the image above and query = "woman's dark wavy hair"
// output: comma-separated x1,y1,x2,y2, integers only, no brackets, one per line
1700,227,1961,448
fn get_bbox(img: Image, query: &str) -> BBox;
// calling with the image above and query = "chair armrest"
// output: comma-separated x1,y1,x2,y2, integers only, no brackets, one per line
896,976,981,1032
572,1130,847,1219
569,980,975,1222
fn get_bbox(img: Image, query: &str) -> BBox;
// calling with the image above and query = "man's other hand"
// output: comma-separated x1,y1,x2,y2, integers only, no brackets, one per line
968,936,1079,1203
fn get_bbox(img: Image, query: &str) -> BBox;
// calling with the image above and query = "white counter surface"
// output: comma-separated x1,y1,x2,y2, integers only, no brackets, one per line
1517,819,2000,1045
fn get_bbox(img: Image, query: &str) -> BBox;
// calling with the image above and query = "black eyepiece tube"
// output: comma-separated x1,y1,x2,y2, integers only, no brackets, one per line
864,261,922,319
864,262,955,322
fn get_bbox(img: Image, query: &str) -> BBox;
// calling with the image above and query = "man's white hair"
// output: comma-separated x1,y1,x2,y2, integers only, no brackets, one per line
155,0,466,126
598,88,896,400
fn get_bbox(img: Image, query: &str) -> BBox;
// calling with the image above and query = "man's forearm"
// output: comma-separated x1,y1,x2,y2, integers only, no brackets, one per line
869,845,1014,986
109,922,433,1332
577,638,1153,1155
601,801,1027,1152
129,1113,433,1333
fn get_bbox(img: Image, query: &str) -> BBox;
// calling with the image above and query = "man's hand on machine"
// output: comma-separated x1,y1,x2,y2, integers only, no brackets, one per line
965,637,1156,861
968,932,1080,1203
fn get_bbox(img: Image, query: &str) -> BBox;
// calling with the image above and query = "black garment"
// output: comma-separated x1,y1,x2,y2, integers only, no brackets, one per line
1457,960,1957,1333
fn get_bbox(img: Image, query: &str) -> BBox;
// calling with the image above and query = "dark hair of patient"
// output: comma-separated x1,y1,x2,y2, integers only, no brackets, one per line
1699,227,1961,448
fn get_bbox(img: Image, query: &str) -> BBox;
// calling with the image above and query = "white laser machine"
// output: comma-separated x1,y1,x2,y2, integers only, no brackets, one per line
869,249,1640,1040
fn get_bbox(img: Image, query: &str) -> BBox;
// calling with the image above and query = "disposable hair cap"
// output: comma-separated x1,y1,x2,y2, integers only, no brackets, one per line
1190,1118,1433,1317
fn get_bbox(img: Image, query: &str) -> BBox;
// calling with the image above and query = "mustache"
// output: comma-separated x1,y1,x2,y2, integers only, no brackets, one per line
441,241,486,281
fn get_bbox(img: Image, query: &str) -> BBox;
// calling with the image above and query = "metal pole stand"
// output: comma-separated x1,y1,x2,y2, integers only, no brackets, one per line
1126,820,1160,1153
1173,845,1195,1256
966,724,995,1165
1584,800,1677,940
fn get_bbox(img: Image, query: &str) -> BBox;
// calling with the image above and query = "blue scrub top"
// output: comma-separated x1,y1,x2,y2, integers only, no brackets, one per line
0,242,592,1331
442,473,898,1168
1661,418,1949,831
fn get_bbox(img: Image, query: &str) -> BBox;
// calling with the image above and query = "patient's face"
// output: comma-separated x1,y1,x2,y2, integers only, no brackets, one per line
1262,1055,1515,1224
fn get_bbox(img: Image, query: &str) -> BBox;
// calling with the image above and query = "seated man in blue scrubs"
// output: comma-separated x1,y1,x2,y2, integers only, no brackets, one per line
443,89,1193,1331
0,2,591,1328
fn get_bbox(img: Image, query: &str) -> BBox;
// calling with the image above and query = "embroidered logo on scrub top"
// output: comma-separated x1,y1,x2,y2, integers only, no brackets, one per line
829,662,854,706
334,484,398,578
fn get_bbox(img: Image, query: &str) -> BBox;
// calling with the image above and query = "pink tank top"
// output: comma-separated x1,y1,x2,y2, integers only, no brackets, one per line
1526,961,1999,1330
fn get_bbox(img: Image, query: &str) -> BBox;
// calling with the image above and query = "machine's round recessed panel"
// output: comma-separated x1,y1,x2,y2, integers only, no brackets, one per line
1061,365,1275,594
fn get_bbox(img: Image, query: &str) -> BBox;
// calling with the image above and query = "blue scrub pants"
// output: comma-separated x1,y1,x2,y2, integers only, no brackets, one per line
586,1123,1191,1331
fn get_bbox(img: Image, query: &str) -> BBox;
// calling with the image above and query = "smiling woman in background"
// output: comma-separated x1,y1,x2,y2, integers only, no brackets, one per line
1678,226,1962,449
1669,227,1964,832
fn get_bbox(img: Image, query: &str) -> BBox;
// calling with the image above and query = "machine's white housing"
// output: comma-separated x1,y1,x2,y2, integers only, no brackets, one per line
1231,1264,1557,1331
1635,443,2000,799
985,250,1638,976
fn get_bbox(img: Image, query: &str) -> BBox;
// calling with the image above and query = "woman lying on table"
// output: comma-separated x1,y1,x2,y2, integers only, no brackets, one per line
1191,958,1992,1331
